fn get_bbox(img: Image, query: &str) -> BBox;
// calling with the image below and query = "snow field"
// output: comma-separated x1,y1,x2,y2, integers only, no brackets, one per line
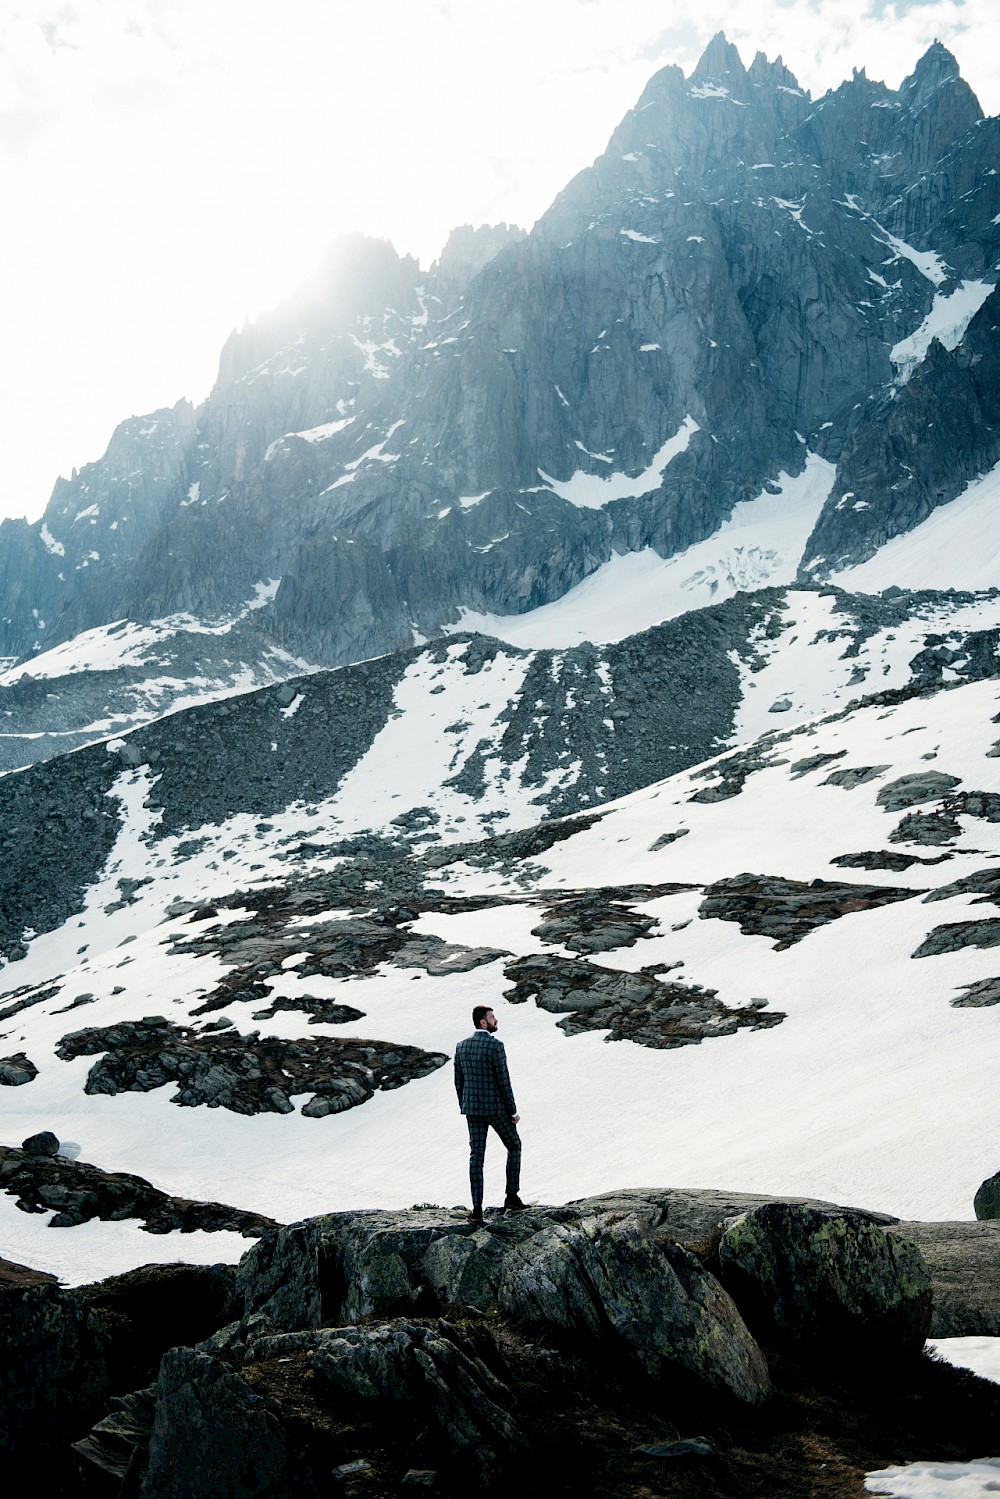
832,460,1000,594
3,679,1000,1281
451,454,836,646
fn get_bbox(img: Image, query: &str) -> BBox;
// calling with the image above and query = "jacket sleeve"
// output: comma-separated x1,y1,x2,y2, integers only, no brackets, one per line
492,1041,517,1116
454,1048,465,1107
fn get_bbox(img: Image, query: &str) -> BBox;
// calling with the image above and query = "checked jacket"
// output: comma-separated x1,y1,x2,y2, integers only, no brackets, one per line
453,1029,517,1117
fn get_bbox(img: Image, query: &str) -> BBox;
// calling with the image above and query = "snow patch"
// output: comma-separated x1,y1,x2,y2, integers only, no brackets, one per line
39,523,64,557
890,280,995,383
537,417,699,511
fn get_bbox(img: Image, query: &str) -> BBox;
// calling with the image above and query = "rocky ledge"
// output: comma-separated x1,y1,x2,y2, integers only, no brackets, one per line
4,1187,1000,1496
0,1145,277,1235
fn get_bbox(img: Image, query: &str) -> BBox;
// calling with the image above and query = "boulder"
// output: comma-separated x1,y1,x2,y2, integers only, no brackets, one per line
0,1051,38,1085
975,1173,1000,1221
139,1347,311,1499
309,1320,523,1480
718,1203,932,1356
565,1187,897,1241
241,1317,524,1483
497,1213,771,1404
21,1130,60,1155
235,1206,574,1331
891,1219,1000,1335
420,1226,510,1312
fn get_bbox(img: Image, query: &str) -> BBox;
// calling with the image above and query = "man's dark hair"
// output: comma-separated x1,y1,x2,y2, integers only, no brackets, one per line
472,1005,491,1028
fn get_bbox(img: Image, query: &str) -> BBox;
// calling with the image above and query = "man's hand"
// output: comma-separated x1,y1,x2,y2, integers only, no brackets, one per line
512,1114,520,1124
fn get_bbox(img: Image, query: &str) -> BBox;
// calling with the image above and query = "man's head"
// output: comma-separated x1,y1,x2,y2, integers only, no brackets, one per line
472,1005,497,1032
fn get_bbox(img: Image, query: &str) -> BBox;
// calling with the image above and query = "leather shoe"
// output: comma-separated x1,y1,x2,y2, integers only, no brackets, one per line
467,1208,484,1224
504,1195,527,1211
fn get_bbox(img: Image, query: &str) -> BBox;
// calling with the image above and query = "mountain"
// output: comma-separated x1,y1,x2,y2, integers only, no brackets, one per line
2,35,1000,1298
0,35,996,723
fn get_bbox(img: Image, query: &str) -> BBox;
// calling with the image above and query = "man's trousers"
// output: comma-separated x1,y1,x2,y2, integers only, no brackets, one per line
466,1115,521,1209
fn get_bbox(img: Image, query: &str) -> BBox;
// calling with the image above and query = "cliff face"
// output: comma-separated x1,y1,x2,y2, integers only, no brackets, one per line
0,35,994,673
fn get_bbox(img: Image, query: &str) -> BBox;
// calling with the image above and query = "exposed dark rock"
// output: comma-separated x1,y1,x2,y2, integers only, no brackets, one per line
876,772,962,811
0,1277,111,1473
255,1319,526,1483
823,764,890,789
75,1263,237,1393
878,786,1000,855
699,873,918,948
0,1145,277,1236
235,1205,575,1334
234,1193,908,1338
503,954,783,1048
688,742,787,803
251,997,367,1025
635,1436,715,1459
21,1130,59,1155
648,828,689,850
140,1346,314,1499
54,1016,446,1117
72,1385,157,1486
974,1174,1000,1222
497,1214,771,1404
889,808,961,845
529,889,678,954
0,983,60,1022
789,751,846,777
0,1051,38,1085
912,919,1000,958
951,790,1000,823
951,977,1000,1007
718,1203,932,1357
22,1185,1000,1494
565,1187,899,1242
831,850,953,871
924,867,1000,907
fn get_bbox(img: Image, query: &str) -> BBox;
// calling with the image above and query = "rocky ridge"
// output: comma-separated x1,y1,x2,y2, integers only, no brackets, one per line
3,1186,1000,1496
0,37,995,685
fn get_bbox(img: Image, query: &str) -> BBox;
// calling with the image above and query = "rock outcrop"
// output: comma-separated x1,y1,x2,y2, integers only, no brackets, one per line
3,1187,1000,1495
54,1017,447,1118
975,1172,1000,1221
0,1145,277,1236
718,1202,932,1356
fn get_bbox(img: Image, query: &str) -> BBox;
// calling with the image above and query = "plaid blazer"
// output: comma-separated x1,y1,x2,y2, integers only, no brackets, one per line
454,1029,517,1117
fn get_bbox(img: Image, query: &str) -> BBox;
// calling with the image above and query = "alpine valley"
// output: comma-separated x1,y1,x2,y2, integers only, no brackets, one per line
2,31,1000,1493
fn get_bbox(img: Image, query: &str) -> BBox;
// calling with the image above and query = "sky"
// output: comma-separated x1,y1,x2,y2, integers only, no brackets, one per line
0,0,997,525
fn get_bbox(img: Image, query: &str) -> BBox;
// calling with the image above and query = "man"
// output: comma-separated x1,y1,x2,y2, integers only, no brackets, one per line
454,1005,525,1223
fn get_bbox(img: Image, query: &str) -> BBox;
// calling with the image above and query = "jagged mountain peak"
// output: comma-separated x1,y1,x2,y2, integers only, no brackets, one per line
902,39,982,118
432,222,527,288
690,30,747,82
747,49,804,94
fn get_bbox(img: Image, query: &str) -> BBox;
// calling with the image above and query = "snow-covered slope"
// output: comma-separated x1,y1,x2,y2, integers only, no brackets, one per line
3,664,1000,1283
0,592,315,773
452,455,836,646
830,460,1000,595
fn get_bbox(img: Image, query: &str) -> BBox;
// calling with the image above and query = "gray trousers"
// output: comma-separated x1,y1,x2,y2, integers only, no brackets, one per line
466,1115,521,1208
